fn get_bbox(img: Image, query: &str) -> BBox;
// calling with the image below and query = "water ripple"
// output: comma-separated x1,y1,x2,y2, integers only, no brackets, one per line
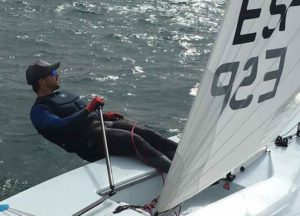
0,0,228,199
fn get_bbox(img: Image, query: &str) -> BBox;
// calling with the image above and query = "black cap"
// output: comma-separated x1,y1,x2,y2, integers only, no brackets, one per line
26,59,60,85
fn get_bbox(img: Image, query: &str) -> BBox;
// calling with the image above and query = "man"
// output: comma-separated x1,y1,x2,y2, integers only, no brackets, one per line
26,59,177,173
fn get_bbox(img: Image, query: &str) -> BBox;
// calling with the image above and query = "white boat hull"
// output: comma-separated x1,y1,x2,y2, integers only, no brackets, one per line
2,130,300,216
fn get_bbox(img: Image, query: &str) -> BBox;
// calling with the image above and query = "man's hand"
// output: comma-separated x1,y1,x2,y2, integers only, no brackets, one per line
103,112,124,121
86,96,105,112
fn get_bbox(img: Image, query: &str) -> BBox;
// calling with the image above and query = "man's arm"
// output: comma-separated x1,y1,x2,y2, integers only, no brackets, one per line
30,104,90,132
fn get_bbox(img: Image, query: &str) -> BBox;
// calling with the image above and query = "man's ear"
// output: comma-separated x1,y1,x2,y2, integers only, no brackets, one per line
38,79,46,88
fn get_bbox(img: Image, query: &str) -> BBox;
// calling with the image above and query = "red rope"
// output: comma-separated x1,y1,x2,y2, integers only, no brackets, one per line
130,122,166,214
142,197,159,216
130,122,152,166
130,122,165,184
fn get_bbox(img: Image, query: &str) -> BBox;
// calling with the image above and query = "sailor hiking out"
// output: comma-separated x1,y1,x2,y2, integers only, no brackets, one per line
26,59,177,173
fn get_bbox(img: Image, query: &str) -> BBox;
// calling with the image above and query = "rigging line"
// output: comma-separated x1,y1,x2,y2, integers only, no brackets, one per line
278,123,298,138
7,208,35,216
0,205,35,216
130,122,164,179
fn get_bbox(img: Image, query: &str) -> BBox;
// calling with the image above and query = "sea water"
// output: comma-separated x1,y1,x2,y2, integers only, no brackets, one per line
0,0,226,199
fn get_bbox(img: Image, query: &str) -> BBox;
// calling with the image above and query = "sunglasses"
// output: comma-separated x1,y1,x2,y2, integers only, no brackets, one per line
49,70,58,77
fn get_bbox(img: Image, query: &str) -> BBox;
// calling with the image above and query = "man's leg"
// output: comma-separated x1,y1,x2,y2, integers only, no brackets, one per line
106,119,178,160
104,127,172,173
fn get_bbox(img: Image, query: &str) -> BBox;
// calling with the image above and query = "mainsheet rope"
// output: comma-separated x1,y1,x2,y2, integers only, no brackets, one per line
130,122,165,216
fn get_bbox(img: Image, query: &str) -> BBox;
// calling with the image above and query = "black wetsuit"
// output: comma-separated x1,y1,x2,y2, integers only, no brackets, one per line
30,90,177,173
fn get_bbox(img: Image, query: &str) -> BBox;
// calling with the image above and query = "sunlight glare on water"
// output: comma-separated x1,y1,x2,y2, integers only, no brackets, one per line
0,0,227,199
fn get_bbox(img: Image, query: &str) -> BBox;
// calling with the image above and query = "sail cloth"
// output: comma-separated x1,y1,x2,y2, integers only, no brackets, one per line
157,0,300,213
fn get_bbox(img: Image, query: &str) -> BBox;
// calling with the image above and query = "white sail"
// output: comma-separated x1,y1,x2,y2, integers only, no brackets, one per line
157,0,300,213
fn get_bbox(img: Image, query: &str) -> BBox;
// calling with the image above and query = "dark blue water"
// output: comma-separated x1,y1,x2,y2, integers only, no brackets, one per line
0,0,226,199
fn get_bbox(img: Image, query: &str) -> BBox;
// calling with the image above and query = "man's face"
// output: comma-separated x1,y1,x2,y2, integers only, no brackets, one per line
41,70,60,91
